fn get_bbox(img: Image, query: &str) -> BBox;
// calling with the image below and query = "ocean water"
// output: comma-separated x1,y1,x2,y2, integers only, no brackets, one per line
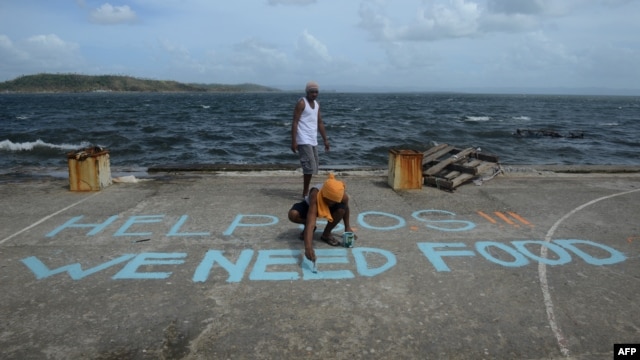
1,92,639,175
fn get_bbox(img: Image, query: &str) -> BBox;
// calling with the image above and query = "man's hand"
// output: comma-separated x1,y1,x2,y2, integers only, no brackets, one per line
305,246,316,262
345,227,358,240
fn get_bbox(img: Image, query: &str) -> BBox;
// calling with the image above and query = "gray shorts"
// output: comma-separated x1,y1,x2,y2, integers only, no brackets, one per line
297,144,319,175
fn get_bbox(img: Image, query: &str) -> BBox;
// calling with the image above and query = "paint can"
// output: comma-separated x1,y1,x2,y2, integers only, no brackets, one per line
342,232,355,248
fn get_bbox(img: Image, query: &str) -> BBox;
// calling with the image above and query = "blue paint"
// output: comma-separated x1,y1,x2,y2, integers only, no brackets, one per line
475,241,530,267
19,238,630,281
417,239,628,272
39,209,476,239
412,210,476,232
353,247,397,277
357,211,406,231
21,254,135,280
223,214,279,236
168,215,210,236
192,250,254,283
114,215,164,237
417,243,476,272
512,240,572,265
24,207,634,280
300,256,317,276
46,215,119,237
554,239,626,265
303,249,354,280
249,249,299,281
113,253,186,279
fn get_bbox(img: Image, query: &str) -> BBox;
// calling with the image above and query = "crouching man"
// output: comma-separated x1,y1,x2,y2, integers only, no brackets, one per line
288,173,356,262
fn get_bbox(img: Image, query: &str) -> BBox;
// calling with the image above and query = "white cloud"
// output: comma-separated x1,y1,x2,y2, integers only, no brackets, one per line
295,30,332,63
232,38,290,71
480,12,540,32
358,3,394,42
477,31,582,88
412,0,481,39
0,1,638,92
383,42,440,70
513,31,579,69
149,36,293,83
0,34,83,78
487,0,635,17
150,38,210,78
574,43,640,88
359,0,617,43
159,39,197,65
90,3,137,25
25,34,77,51
359,0,483,42
0,35,29,70
0,35,19,55
25,34,83,68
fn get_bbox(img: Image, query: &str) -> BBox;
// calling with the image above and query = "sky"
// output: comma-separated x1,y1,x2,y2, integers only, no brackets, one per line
1,0,639,93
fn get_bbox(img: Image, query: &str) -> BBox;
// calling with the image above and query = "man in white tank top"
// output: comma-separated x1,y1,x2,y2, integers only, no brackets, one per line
291,81,330,198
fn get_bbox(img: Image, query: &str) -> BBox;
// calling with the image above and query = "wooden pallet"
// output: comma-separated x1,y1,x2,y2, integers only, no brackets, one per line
422,144,501,191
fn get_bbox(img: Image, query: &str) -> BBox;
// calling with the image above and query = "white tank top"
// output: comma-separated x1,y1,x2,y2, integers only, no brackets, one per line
296,97,319,146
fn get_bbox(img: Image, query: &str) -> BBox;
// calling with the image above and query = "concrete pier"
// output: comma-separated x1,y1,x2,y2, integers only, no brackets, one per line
1,167,639,359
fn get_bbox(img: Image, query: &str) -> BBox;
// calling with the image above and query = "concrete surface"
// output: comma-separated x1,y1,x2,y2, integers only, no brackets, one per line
1,167,639,359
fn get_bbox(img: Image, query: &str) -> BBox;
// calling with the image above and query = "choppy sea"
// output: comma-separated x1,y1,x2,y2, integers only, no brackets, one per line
1,92,639,175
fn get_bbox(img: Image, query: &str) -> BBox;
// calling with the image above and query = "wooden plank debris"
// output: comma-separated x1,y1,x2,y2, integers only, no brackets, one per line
423,147,475,176
422,144,501,191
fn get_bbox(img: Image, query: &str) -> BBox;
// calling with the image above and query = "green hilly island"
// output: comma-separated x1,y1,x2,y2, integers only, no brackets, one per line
0,74,280,93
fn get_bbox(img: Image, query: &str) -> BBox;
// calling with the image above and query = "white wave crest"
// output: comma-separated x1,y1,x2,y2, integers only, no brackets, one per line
0,139,90,152
465,116,491,122
512,116,531,121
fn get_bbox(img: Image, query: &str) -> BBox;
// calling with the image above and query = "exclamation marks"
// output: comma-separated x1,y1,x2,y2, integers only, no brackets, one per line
477,211,534,228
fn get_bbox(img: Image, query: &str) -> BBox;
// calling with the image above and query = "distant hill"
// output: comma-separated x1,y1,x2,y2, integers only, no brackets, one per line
0,73,280,93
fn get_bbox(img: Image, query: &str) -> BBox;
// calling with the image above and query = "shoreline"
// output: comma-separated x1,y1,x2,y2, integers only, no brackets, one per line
145,163,640,174
2,164,640,184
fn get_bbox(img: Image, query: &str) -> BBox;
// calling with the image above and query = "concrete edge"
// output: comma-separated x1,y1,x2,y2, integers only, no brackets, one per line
146,163,387,173
504,164,640,174
2,164,640,184
146,163,640,176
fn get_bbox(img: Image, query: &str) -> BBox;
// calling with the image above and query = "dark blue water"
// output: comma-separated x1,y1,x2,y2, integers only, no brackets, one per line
1,92,639,174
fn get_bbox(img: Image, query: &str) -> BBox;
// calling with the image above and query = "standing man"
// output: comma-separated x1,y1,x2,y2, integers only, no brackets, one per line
291,81,330,198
